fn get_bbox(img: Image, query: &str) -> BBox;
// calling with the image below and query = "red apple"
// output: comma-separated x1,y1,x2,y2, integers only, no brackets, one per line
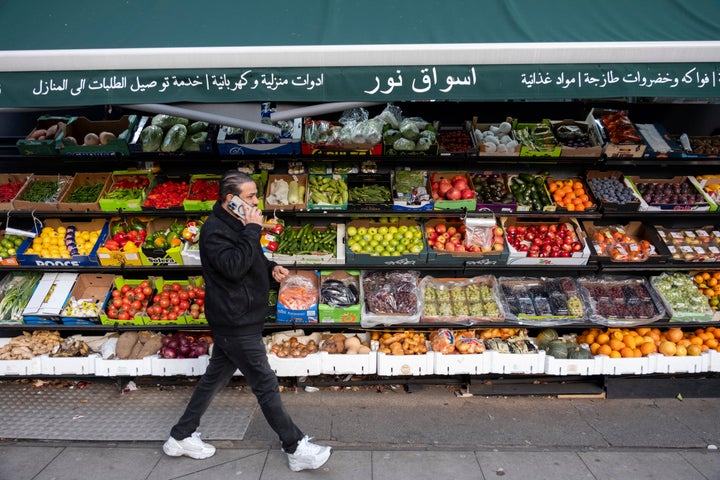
439,182,452,196
446,226,457,236
445,188,462,200
452,179,468,191
435,224,447,234
461,189,475,199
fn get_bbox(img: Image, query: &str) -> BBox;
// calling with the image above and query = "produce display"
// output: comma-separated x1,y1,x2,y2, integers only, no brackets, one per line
0,180,26,202
142,178,189,209
473,121,519,153
500,277,584,323
0,330,62,359
430,172,475,201
383,117,436,153
320,333,370,355
320,276,359,308
103,219,148,252
630,178,707,207
274,223,336,256
348,184,391,204
471,173,515,207
140,115,210,153
504,221,583,258
105,280,153,321
346,222,424,256
426,219,504,254
393,169,430,207
23,225,103,258
308,175,348,207
552,123,594,149
599,110,643,144
158,332,211,359
514,122,558,152
579,326,720,358
142,219,185,251
186,177,219,203
692,271,720,310
102,174,150,202
536,328,592,360
589,224,657,262
548,178,595,212
64,180,105,203
114,330,163,359
372,330,428,355
508,173,553,211
586,176,639,206
578,276,664,325
0,234,24,259
421,276,502,322
654,226,720,262
362,271,420,316
17,177,69,205
651,272,714,322
146,281,206,322
0,272,42,323
676,136,720,156
266,176,304,206
437,128,474,153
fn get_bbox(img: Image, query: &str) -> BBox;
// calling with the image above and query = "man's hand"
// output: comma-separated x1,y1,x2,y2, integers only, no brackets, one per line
241,202,263,226
272,265,289,282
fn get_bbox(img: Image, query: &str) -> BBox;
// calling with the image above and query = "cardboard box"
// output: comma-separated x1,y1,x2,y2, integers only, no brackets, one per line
16,218,109,267
58,115,138,156
139,218,184,266
276,270,319,323
654,226,720,263
16,116,70,156
586,108,647,158
99,170,153,212
58,172,112,212
22,273,78,322
512,119,562,157
307,174,347,211
60,273,114,324
345,219,428,266
501,217,591,266
128,115,218,155
12,174,73,212
272,223,345,265
437,121,477,156
141,175,190,211
94,357,153,376
434,352,490,375
182,174,221,211
471,172,517,213
550,119,603,158
507,174,555,212
584,170,641,212
636,123,683,158
544,356,602,376
582,220,668,264
545,176,598,213
430,172,477,210
150,355,209,376
424,218,507,267
347,173,393,211
0,173,31,211
392,168,433,211
377,351,434,376
302,120,382,156
216,118,302,155
318,270,361,323
624,175,715,211
99,276,152,326
265,174,308,211
487,350,546,374
472,118,521,156
674,134,720,159
39,354,98,375
96,217,147,267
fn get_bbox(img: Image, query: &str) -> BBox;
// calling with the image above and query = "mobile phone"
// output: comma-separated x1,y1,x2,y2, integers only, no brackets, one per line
228,195,252,219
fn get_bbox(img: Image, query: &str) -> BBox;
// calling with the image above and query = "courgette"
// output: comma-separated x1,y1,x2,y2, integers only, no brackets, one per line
161,124,188,153
151,114,189,130
141,125,164,152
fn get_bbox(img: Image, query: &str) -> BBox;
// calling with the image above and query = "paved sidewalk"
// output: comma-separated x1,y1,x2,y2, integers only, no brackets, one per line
1,379,719,479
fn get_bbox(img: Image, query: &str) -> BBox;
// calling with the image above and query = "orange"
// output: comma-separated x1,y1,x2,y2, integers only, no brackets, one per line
584,333,596,345
609,350,622,358
611,330,625,341
675,345,688,357
694,274,705,284
690,336,704,346
620,347,634,358
706,338,718,349
703,272,711,280
596,333,610,345
598,344,612,356
622,334,637,349
636,327,651,336
687,344,702,356
658,341,677,357
609,338,625,351
640,342,657,356
665,328,684,343
590,342,601,355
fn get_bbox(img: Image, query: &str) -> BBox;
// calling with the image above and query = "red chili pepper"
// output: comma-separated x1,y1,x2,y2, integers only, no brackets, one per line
187,178,219,201
143,180,189,209
113,175,150,190
0,182,25,202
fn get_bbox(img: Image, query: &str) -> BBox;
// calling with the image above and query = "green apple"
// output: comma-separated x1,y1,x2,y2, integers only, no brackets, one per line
409,243,423,253
388,226,398,234
397,225,409,234
367,227,378,235
378,226,389,235
357,226,367,236
346,226,357,237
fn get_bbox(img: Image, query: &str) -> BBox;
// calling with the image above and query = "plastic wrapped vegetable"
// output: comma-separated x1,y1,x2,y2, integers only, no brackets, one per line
393,137,416,151
400,118,421,141
383,129,402,145
375,103,402,129
278,274,318,311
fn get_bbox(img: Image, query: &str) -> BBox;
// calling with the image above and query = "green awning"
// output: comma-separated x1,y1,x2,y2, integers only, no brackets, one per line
1,0,719,107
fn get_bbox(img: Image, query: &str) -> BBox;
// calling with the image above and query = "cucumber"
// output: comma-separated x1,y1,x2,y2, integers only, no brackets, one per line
187,121,209,135
161,124,187,153
151,114,189,130
140,125,164,152
182,131,208,152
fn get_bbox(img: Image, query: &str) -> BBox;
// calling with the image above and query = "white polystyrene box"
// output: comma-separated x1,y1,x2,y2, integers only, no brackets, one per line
488,350,546,375
94,357,153,377
544,356,602,376
376,352,434,376
319,351,377,375
648,353,706,374
40,354,98,375
267,353,322,377
597,355,649,375
705,350,720,372
0,357,42,376
150,355,209,376
434,352,490,375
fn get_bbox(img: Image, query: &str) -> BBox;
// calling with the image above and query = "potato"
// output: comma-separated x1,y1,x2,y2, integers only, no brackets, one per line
115,331,138,359
99,131,117,145
83,132,100,146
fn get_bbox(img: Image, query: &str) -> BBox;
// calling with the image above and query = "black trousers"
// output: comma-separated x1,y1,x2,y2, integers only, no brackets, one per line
170,332,304,453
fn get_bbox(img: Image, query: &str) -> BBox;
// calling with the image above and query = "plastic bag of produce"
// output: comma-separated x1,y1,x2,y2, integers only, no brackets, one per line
578,275,666,327
498,277,587,326
361,270,422,327
650,272,714,322
420,275,505,325
375,103,402,130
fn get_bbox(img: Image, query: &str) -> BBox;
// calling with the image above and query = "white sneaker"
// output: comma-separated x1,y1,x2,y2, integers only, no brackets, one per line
286,436,332,471
163,432,216,459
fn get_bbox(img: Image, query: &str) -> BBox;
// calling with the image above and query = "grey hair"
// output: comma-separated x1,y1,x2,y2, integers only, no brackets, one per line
219,170,254,198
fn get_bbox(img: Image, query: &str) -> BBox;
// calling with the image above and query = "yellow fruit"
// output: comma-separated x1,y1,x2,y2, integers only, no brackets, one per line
687,344,702,356
658,341,677,357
